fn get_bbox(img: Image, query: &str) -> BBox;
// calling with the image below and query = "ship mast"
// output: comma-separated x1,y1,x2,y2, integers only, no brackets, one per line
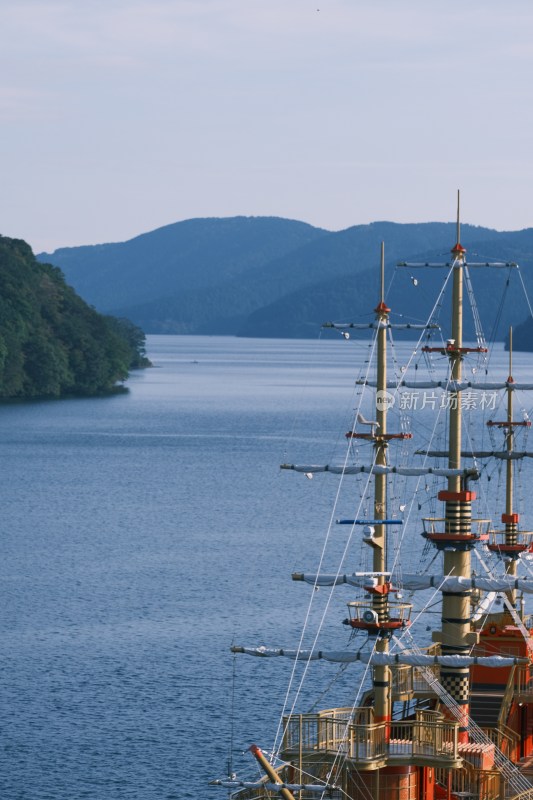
439,191,474,744
486,328,531,611
373,242,391,726
505,330,518,608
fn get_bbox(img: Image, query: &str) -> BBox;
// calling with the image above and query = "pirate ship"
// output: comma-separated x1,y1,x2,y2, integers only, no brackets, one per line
211,196,533,800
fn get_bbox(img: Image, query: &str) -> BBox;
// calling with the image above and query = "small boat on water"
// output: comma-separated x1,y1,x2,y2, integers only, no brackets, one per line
211,195,533,800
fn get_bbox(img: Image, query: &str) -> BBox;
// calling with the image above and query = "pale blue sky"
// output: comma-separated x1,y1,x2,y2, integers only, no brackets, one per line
2,0,533,252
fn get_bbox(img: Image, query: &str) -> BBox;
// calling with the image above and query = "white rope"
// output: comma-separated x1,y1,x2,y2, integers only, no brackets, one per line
464,265,487,349
272,332,381,757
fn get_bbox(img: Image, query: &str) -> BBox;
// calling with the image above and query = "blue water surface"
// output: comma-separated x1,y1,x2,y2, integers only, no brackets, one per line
1,335,369,800
2,335,532,799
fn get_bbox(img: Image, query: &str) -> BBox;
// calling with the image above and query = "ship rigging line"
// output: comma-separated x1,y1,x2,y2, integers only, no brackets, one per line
477,542,533,656
272,332,382,759
274,266,454,743
486,267,513,358
380,265,453,584
308,646,378,800
464,265,487,349
517,265,533,321
227,648,237,785
362,267,455,583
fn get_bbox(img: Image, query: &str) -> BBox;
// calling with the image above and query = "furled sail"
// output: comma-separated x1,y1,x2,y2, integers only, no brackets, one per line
419,450,533,460
231,646,364,662
292,572,533,594
397,260,517,268
323,322,438,331
231,646,527,667
281,463,479,478
401,574,533,593
371,654,528,667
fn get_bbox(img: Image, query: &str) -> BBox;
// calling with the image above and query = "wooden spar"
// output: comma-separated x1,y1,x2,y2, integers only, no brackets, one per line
373,241,391,727
441,191,472,744
249,745,296,800
505,327,518,606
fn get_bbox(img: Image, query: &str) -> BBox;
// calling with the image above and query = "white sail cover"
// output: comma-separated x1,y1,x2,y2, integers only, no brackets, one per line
420,450,533,460
232,646,528,667
401,574,533,593
232,646,364,662
323,322,437,331
294,572,533,594
397,261,517,269
371,654,529,667
281,464,477,477
295,573,372,588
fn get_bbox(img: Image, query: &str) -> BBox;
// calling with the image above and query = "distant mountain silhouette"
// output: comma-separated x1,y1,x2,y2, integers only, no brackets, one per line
38,217,327,314
38,217,533,342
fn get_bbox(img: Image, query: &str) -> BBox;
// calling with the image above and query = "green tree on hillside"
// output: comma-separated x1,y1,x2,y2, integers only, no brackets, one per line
0,235,149,399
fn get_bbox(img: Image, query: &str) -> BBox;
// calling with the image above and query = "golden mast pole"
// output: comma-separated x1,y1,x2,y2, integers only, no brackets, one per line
373,242,391,727
439,191,473,745
504,328,518,610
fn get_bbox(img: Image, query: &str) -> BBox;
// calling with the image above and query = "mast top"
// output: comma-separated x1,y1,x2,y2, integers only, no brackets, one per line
508,326,514,383
451,189,466,255
374,241,390,314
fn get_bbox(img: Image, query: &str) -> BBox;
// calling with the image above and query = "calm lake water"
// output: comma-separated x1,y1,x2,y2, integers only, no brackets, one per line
2,335,533,799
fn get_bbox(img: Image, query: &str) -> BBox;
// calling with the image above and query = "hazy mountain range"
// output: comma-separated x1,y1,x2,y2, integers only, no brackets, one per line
37,216,533,343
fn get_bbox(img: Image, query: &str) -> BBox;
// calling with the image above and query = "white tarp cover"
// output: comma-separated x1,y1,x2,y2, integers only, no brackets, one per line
232,647,363,662
397,261,517,268
232,647,528,667
295,573,533,594
281,464,475,477
324,322,435,331
401,574,533,594
371,654,528,667
421,450,533,460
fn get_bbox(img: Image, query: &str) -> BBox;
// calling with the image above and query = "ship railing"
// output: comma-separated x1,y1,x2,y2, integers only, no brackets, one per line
412,663,440,694
488,528,533,549
386,651,440,697
435,763,501,800
313,706,371,722
283,709,383,760
388,713,458,762
390,663,413,697
422,516,491,537
514,665,533,701
345,599,412,628
283,709,459,764
499,667,517,730
481,724,520,763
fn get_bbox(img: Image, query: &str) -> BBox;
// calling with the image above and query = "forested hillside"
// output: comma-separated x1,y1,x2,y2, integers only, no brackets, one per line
0,236,148,399
38,217,533,342
38,216,327,313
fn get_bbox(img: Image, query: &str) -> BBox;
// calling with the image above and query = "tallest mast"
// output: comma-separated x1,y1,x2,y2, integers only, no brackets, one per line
439,191,474,744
